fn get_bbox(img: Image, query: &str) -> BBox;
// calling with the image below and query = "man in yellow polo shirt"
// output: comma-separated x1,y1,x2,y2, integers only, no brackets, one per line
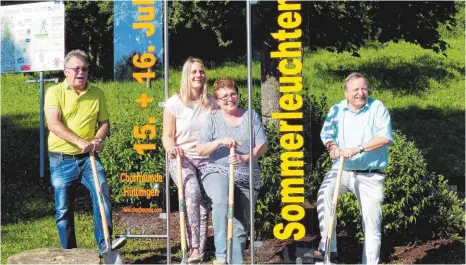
45,49,124,255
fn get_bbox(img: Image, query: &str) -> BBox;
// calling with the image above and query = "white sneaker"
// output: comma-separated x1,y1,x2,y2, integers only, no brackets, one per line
212,258,226,265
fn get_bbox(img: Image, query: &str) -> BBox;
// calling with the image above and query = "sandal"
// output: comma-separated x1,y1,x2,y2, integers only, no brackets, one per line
187,254,201,263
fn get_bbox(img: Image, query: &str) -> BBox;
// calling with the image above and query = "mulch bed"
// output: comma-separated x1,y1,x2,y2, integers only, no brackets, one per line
113,211,465,264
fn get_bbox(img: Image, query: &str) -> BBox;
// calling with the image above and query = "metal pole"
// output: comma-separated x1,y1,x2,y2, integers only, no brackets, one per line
163,0,171,263
246,1,255,264
26,76,57,178
119,234,171,239
39,71,45,178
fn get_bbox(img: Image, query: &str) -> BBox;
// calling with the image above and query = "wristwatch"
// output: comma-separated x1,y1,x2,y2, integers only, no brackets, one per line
358,145,365,153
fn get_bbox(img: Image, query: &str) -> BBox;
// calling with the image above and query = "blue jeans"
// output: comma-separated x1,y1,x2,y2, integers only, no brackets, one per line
49,152,112,253
202,172,256,265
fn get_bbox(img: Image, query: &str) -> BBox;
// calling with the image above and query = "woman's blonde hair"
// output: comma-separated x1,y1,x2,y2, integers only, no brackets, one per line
179,57,210,107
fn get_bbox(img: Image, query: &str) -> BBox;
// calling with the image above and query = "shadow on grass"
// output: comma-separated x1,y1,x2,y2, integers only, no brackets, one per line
390,106,465,188
316,54,463,95
1,114,97,225
303,96,464,188
1,114,55,225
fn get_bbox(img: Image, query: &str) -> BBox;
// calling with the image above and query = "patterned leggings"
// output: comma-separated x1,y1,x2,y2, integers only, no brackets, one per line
168,156,209,258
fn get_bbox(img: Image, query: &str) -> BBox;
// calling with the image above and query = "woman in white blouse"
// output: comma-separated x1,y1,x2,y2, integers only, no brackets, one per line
162,57,217,263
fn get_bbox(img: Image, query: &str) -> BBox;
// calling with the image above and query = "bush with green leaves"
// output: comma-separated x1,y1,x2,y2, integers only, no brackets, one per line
254,122,282,238
415,175,465,238
98,82,167,208
253,92,331,237
336,131,465,240
94,80,463,240
258,91,465,240
99,117,166,208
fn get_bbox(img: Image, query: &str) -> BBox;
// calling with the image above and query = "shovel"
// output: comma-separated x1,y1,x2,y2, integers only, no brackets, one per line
176,154,189,264
89,152,123,264
226,147,235,265
323,155,345,264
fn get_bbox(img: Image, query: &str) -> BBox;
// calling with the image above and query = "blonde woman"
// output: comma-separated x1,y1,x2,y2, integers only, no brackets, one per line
162,57,217,263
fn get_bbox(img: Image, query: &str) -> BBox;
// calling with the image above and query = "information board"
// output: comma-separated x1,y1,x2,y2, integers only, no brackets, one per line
1,1,65,73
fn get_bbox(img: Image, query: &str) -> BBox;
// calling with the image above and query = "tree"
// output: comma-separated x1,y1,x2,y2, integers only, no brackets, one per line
3,1,457,82
64,1,114,80
168,1,457,56
167,1,458,117
167,0,247,65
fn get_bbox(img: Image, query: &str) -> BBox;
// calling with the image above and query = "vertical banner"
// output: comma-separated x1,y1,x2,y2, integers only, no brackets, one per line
267,1,307,241
112,0,165,215
113,0,163,81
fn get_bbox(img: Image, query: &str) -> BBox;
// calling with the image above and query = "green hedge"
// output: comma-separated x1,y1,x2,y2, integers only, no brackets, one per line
97,81,167,208
95,83,464,239
336,131,465,240
252,93,465,239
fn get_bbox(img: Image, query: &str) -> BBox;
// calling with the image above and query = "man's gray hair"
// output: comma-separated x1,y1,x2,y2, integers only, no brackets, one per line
64,49,90,66
344,72,368,91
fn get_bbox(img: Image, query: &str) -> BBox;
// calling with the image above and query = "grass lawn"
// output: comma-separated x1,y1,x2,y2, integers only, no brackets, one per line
303,37,465,185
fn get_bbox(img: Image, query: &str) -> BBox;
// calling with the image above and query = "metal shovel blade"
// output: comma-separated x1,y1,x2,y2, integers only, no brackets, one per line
181,250,188,265
101,239,123,264
102,246,123,264
102,251,123,264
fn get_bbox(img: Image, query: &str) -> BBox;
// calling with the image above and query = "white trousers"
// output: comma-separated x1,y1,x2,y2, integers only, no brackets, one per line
317,169,385,264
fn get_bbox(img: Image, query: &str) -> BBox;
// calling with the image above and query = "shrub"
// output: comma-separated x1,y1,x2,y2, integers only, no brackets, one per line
254,122,283,238
336,131,466,240
98,96,167,208
438,1,465,39
254,92,331,237
416,175,465,238
96,82,464,240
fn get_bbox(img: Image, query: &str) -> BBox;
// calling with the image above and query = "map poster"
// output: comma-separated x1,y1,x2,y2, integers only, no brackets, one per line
0,1,65,73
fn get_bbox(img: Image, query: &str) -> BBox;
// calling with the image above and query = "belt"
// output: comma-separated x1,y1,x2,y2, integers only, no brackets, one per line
350,169,384,174
49,152,89,160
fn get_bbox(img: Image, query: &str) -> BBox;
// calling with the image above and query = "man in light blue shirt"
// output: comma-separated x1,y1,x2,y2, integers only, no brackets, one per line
315,72,393,264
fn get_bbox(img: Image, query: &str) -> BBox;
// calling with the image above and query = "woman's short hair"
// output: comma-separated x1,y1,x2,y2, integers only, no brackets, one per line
212,77,238,99
179,57,209,107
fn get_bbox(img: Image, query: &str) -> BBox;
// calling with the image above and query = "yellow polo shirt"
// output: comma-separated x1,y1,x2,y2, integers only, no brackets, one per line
45,81,109,155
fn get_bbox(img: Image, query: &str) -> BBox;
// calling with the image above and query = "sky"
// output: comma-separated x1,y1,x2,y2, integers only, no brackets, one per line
113,0,163,79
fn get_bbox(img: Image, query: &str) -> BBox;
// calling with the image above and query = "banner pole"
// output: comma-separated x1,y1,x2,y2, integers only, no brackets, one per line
39,71,45,178
246,1,255,264
163,0,171,264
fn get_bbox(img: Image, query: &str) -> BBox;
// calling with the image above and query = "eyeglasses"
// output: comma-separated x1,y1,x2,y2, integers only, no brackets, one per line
217,93,239,101
66,67,89,73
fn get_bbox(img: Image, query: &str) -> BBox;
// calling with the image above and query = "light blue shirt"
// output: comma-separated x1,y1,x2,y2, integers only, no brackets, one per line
320,98,393,170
